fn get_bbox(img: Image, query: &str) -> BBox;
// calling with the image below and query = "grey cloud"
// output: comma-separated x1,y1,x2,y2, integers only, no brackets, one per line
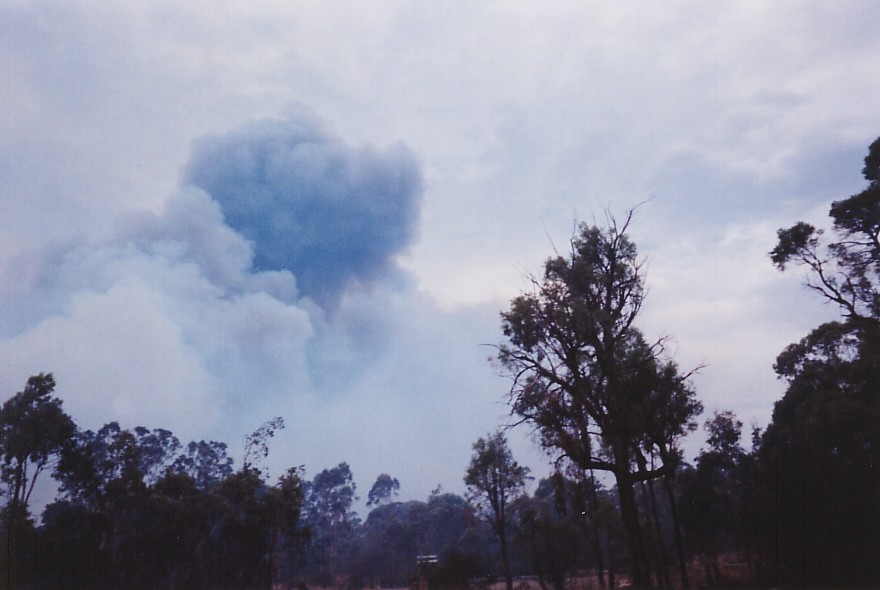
183,116,424,307
0,183,315,441
0,110,433,471
643,135,871,232
120,187,299,303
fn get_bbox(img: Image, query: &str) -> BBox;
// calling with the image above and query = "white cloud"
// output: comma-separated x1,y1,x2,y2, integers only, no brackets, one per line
0,274,219,435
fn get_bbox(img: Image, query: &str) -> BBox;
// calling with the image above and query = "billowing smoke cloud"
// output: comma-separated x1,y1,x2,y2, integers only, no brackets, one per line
183,116,424,306
0,110,527,508
0,112,428,438
0,185,314,438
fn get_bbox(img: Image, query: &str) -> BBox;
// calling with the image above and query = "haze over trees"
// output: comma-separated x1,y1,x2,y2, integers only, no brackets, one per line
1,137,879,588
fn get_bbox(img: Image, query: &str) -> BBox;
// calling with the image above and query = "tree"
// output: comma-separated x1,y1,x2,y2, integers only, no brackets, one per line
680,411,746,585
0,373,75,512
209,467,274,589
513,472,614,590
465,430,530,590
512,485,569,590
132,426,181,486
57,421,147,510
201,465,306,590
355,500,424,586
55,422,166,587
497,213,701,588
265,467,307,587
302,462,359,581
171,439,234,489
770,136,880,323
353,491,481,588
760,136,880,587
0,391,308,590
243,416,285,474
639,362,702,590
367,473,400,507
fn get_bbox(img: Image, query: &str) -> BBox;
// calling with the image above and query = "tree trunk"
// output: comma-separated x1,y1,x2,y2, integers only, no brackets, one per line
606,527,616,590
587,519,607,589
587,470,607,589
645,478,672,590
614,469,651,589
531,522,549,590
661,476,690,590
638,480,665,589
709,549,722,585
500,525,514,590
269,528,279,589
12,460,26,508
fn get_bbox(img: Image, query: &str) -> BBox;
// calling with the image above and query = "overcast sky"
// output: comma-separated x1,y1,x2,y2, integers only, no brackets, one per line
3,1,880,509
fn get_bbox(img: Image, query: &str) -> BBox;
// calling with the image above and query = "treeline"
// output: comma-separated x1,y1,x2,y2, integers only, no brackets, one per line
0,392,753,590
0,399,864,590
2,137,879,589
0,398,305,590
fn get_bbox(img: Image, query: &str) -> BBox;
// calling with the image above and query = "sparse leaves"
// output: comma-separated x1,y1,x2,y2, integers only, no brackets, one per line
243,416,285,474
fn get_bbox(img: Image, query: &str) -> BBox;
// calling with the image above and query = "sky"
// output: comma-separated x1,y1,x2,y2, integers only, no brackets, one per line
2,1,880,511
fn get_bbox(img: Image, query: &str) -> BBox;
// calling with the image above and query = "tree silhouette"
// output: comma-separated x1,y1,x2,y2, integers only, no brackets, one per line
0,373,74,512
761,135,880,587
497,213,701,588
